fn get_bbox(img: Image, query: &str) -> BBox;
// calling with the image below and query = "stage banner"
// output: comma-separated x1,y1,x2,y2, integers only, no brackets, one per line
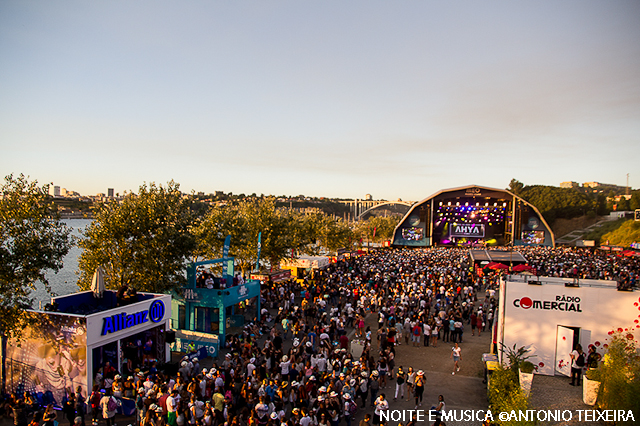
450,224,485,238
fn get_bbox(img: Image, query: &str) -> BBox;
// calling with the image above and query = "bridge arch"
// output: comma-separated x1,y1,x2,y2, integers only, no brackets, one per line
358,201,412,220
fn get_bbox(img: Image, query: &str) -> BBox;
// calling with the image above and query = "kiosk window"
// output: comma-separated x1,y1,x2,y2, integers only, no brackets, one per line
178,305,186,330
195,307,210,332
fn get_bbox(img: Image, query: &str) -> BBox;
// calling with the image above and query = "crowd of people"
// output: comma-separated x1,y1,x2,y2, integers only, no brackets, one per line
513,246,638,287
6,245,637,426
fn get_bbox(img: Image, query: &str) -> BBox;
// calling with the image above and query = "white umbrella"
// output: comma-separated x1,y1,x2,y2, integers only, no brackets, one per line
91,266,105,298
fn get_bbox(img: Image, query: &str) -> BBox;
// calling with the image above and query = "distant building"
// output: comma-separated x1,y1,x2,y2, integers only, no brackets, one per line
583,182,601,188
559,181,578,188
107,188,114,198
50,185,61,197
365,194,372,201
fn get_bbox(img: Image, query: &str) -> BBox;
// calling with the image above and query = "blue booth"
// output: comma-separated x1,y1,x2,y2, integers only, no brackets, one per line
171,257,261,353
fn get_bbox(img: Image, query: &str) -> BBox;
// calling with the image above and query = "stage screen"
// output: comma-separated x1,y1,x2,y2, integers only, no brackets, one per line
402,227,424,241
522,230,545,244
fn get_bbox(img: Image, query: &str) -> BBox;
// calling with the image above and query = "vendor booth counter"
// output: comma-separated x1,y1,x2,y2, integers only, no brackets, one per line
3,290,171,408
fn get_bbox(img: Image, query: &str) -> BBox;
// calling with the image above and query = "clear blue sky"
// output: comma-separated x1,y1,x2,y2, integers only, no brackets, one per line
1,1,639,201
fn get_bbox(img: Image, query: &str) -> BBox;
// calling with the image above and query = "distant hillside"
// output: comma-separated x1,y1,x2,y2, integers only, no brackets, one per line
598,220,640,246
509,180,608,224
552,216,600,239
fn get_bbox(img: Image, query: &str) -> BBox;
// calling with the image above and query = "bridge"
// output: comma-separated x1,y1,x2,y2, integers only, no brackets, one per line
340,199,414,221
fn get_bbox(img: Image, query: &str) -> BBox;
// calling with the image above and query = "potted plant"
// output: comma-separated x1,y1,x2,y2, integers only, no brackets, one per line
519,361,535,396
583,368,601,406
501,343,537,396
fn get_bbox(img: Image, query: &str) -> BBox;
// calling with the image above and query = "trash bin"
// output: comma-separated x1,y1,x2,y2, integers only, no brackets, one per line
351,340,365,359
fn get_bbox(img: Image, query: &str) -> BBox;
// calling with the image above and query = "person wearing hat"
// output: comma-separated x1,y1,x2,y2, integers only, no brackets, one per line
394,366,406,400
414,371,425,408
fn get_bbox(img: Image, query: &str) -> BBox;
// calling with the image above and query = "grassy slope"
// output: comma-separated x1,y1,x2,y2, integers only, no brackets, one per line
598,219,640,246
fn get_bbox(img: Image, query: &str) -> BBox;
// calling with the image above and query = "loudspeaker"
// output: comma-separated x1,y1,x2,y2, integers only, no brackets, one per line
166,330,176,344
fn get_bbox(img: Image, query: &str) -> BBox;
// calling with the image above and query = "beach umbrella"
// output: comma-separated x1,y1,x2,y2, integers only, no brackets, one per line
512,264,534,272
91,266,105,298
489,263,509,270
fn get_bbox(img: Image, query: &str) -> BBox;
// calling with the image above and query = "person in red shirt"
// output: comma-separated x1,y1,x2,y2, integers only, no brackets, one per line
339,333,349,349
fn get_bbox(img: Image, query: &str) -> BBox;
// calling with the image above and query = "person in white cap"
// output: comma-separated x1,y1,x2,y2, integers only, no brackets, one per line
247,357,256,378
343,393,357,426
280,355,291,382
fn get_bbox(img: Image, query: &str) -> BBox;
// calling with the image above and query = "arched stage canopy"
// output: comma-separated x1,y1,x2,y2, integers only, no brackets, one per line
392,185,554,248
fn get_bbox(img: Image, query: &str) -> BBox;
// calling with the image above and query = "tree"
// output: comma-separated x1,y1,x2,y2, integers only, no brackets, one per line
630,191,640,211
194,197,298,274
0,174,72,340
77,181,196,293
617,196,631,211
194,198,354,274
508,179,524,196
354,216,400,245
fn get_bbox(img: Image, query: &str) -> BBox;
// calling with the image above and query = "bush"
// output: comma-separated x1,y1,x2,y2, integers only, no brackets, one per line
520,361,535,374
488,365,535,426
585,368,601,381
597,331,640,415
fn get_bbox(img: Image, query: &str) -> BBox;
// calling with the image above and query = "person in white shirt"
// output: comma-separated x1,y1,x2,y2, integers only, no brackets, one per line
167,389,179,425
450,343,461,375
374,393,389,425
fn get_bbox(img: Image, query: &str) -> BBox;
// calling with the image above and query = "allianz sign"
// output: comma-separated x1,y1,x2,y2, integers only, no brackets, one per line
101,300,166,335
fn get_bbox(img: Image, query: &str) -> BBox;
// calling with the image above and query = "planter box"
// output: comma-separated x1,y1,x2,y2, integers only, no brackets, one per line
583,376,601,406
519,370,534,396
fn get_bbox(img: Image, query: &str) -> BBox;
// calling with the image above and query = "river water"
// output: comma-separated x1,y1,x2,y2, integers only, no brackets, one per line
33,218,91,307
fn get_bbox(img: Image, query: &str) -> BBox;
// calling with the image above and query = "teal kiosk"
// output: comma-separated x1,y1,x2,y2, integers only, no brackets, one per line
171,257,261,358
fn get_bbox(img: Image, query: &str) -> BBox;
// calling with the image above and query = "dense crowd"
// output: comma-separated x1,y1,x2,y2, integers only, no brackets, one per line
513,246,639,287
6,245,637,426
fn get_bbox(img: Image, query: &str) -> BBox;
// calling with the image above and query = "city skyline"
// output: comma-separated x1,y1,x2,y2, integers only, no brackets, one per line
1,1,639,200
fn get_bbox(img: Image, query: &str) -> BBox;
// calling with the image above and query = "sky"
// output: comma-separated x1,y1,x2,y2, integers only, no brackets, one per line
1,1,639,201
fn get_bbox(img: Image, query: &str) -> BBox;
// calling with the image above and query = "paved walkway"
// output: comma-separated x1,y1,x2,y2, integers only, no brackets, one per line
528,374,605,426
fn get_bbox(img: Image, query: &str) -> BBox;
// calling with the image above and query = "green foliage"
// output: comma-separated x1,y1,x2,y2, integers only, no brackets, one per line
630,192,640,210
585,368,601,381
354,216,400,245
617,196,631,211
582,218,627,243
597,330,640,415
0,174,72,339
599,219,640,247
193,198,353,274
520,361,535,374
519,185,594,223
488,365,535,426
509,179,524,195
501,343,536,375
77,181,196,293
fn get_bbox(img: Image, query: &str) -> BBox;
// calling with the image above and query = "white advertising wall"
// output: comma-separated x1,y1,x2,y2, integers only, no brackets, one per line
86,294,172,346
500,278,639,376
